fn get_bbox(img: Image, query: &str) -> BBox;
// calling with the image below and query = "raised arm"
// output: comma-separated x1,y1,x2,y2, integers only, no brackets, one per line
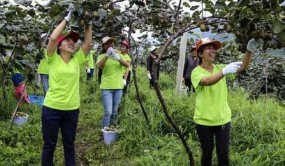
47,4,74,57
81,24,92,56
237,38,263,73
237,51,252,73
47,20,68,57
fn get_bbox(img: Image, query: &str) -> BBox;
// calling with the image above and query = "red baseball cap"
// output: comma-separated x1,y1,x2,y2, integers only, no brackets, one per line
195,38,221,52
57,32,79,48
120,40,130,48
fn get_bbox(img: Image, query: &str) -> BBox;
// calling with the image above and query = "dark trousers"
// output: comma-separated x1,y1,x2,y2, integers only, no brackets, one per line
149,73,159,88
86,68,94,80
41,106,79,166
184,78,194,92
196,122,231,166
123,73,131,96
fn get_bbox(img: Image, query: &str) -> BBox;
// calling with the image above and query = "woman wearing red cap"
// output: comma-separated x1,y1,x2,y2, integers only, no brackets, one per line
191,37,262,166
119,39,132,95
41,4,92,166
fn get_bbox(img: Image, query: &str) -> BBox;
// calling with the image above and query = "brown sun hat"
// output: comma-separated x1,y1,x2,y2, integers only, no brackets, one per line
195,38,222,51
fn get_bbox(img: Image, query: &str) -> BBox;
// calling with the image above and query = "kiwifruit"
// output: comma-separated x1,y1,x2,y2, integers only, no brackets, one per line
196,19,203,26
226,24,232,32
92,11,99,18
84,11,90,17
200,23,207,32
79,20,85,26
103,3,109,10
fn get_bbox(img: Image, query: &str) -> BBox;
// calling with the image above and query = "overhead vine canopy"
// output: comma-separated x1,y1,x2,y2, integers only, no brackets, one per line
0,0,284,55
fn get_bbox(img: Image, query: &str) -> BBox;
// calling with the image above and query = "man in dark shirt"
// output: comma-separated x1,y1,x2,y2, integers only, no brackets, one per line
183,46,199,92
147,46,171,88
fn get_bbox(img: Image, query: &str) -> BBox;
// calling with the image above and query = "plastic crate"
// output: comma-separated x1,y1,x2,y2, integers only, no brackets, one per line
28,95,44,106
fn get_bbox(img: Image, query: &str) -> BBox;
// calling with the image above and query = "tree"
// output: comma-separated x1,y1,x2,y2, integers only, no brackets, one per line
1,0,285,165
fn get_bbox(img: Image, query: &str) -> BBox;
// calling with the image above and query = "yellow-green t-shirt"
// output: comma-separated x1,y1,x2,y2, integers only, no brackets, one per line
97,53,125,89
37,49,49,74
86,50,95,69
43,48,85,110
191,64,233,126
120,52,131,75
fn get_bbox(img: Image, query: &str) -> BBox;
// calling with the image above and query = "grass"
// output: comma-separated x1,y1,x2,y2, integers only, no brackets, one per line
0,66,284,165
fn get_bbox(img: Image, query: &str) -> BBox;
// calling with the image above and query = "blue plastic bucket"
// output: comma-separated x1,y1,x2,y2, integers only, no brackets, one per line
28,95,44,106
13,115,29,125
101,129,118,145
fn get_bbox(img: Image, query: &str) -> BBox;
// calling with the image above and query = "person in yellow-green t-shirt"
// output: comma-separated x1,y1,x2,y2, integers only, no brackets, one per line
37,33,50,96
119,39,131,95
41,7,92,166
37,49,49,96
85,47,95,80
191,37,262,166
96,36,129,129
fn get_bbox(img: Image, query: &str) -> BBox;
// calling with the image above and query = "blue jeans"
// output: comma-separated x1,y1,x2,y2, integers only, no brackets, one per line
101,89,123,128
41,106,79,166
40,74,49,96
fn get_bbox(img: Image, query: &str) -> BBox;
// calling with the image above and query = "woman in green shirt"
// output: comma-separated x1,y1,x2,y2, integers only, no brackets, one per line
119,39,131,95
41,5,92,166
191,37,262,166
96,36,129,129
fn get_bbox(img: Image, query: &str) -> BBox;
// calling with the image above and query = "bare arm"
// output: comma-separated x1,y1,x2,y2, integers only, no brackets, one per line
119,58,130,67
96,56,108,69
199,71,224,86
47,20,68,57
123,61,131,78
81,24,92,56
237,50,252,73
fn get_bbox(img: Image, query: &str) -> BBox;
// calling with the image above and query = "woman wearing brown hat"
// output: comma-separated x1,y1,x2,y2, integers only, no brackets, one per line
191,37,262,166
41,4,92,166
96,36,129,130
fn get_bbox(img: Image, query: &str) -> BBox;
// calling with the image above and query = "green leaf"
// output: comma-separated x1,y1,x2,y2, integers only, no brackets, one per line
215,2,225,10
5,10,16,18
272,17,285,34
190,5,199,11
277,30,285,42
27,9,35,17
0,34,5,44
182,2,190,8
49,4,62,17
204,7,215,15
238,0,250,7
0,24,5,29
192,11,202,20
270,0,279,9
